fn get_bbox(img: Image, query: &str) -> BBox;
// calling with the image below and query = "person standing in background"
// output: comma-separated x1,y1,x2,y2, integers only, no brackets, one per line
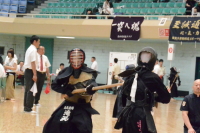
91,57,98,70
153,59,160,75
16,61,25,90
91,57,98,79
34,46,51,106
158,59,166,83
0,56,6,102
168,67,181,99
23,35,40,113
4,48,18,65
111,58,121,94
4,50,17,100
56,63,64,76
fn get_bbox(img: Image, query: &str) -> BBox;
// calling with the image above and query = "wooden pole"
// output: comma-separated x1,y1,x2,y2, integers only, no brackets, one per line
71,83,123,94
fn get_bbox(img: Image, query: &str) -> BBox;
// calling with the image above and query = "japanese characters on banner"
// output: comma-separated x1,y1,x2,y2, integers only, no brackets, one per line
110,17,144,40
169,17,200,42
107,52,137,85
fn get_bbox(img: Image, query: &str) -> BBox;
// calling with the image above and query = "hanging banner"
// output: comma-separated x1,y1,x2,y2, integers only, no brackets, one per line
169,17,200,42
110,17,144,40
167,44,175,60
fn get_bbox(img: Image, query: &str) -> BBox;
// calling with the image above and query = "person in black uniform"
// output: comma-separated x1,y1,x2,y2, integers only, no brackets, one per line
86,9,97,19
180,79,200,133
185,0,197,15
43,48,99,133
168,67,181,99
112,64,135,118
114,47,171,133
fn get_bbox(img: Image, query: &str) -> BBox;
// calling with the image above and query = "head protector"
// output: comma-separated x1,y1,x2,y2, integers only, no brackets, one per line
125,64,135,70
170,67,178,74
69,48,85,69
137,47,157,71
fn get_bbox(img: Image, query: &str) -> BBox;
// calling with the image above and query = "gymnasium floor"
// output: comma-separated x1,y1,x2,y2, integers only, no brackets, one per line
0,86,184,133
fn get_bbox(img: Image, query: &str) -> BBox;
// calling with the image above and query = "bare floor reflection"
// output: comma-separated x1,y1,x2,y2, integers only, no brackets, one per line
0,86,183,133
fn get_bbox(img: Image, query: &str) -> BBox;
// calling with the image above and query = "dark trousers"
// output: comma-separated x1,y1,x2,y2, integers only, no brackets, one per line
112,86,125,118
112,75,118,94
21,75,25,86
170,82,178,98
161,77,164,83
184,128,187,133
17,75,25,86
115,106,151,133
43,101,93,133
24,69,34,111
34,71,46,104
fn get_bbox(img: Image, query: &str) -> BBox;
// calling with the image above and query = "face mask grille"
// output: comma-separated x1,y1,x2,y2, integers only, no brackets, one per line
70,49,84,69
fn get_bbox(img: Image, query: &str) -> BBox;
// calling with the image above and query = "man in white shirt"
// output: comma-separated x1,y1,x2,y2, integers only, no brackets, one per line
16,61,24,72
91,57,98,79
35,46,51,106
111,58,121,94
153,59,160,75
23,35,40,113
4,48,18,65
158,59,166,83
91,57,98,70
56,63,64,76
15,61,25,89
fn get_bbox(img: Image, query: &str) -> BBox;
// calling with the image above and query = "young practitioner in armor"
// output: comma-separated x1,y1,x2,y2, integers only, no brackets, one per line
43,48,99,133
168,67,181,99
114,47,171,133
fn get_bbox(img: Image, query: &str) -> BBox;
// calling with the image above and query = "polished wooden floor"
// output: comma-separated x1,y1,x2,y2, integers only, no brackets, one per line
0,86,184,133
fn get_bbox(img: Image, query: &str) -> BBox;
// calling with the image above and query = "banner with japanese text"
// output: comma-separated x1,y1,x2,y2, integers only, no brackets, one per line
110,17,144,40
169,17,200,42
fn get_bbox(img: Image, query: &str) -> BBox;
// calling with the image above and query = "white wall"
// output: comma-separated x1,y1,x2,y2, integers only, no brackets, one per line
0,34,199,93
0,35,25,62
53,38,200,93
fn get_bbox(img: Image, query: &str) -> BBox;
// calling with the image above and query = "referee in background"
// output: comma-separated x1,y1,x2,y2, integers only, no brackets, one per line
23,35,40,113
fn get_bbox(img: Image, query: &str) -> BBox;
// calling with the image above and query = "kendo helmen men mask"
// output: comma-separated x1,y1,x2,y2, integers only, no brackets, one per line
69,48,85,69
137,47,157,71
170,67,177,73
